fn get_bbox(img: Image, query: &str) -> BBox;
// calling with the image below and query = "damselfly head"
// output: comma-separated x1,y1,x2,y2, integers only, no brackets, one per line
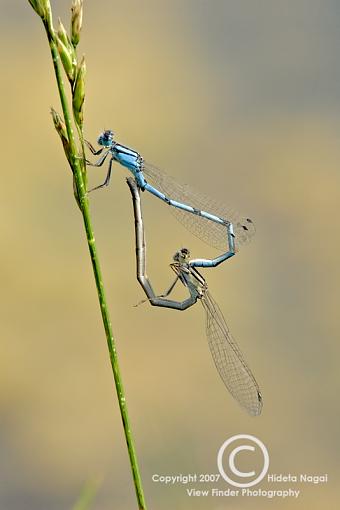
97,130,114,147
173,247,190,263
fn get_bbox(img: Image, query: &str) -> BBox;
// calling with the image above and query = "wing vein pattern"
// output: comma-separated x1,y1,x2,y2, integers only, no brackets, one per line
201,290,262,416
143,162,255,251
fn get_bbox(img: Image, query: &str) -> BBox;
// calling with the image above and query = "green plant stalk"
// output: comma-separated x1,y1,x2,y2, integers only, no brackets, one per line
39,17,147,510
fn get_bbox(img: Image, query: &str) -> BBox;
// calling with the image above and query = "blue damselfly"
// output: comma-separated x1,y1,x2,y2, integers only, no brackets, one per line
86,131,255,256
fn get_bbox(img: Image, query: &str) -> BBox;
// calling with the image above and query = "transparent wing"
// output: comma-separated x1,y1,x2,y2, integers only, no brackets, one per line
201,291,262,416
143,162,255,251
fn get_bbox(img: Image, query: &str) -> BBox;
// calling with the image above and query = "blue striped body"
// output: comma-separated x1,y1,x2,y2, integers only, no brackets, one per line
111,143,143,173
110,143,229,229
90,130,247,264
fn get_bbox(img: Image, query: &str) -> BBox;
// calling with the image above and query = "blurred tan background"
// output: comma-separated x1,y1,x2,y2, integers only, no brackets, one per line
1,0,339,509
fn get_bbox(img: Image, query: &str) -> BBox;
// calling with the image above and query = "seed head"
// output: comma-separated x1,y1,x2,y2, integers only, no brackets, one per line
28,0,52,27
57,18,71,48
71,0,83,48
57,36,76,83
72,56,86,127
28,0,46,18
51,108,72,166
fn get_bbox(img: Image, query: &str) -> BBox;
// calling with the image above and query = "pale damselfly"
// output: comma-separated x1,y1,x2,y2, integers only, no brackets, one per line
127,177,262,416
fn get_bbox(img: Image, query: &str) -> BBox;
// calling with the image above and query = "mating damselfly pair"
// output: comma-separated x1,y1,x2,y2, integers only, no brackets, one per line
86,131,262,416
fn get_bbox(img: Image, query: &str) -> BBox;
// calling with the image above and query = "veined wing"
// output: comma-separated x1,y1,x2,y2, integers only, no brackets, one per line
201,291,262,416
143,162,255,251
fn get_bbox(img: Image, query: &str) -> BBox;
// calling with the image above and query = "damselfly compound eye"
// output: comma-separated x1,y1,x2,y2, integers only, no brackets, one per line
97,130,114,146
